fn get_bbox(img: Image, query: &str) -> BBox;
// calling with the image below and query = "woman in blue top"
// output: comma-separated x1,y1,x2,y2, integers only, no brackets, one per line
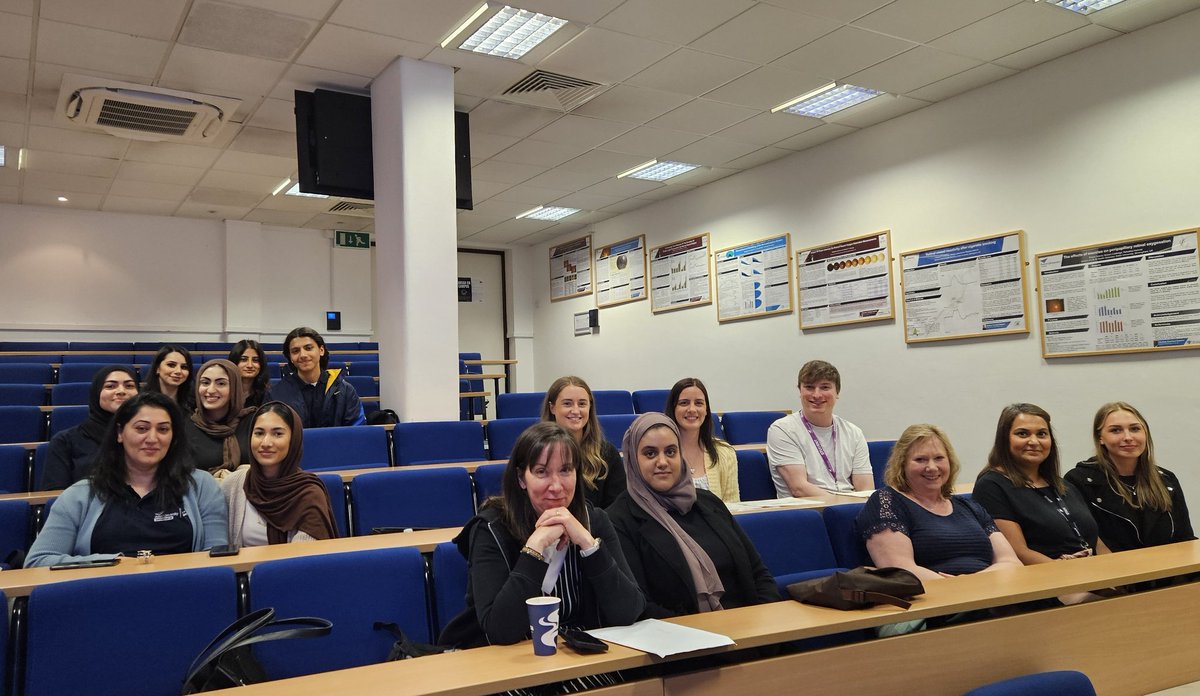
858,424,1020,581
25,391,228,567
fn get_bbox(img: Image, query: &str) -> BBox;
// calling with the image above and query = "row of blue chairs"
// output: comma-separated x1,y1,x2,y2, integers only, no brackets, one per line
0,341,379,352
0,360,382,387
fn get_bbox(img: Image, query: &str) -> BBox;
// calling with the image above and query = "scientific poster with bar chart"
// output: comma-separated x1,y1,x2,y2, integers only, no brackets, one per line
549,235,592,302
594,235,647,308
900,231,1029,343
797,231,894,329
715,233,793,323
650,233,712,314
1036,228,1200,357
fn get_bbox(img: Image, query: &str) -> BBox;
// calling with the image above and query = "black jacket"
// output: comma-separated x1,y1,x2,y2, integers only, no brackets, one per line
607,489,780,619
587,441,627,509
438,503,645,648
42,427,100,490
264,368,364,429
1065,459,1195,552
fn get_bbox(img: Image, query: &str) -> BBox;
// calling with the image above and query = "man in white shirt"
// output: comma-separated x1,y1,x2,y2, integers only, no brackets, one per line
767,360,873,498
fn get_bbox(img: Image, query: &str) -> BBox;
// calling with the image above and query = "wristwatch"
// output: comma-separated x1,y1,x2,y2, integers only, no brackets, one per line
580,538,602,558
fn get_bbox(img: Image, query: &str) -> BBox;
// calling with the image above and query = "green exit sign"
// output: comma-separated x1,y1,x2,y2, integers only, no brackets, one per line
335,230,371,249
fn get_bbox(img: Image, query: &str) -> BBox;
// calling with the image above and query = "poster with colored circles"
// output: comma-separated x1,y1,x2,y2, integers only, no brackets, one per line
549,235,593,302
595,235,647,309
714,233,793,323
796,231,894,329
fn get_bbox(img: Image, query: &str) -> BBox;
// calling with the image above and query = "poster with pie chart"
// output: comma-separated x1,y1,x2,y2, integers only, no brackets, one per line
796,231,894,329
714,233,793,323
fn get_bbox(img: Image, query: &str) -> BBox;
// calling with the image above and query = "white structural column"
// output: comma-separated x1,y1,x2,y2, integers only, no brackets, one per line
224,220,264,339
371,57,459,420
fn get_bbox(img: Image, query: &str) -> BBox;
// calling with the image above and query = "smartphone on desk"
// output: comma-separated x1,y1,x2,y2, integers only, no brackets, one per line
208,545,241,557
49,558,121,571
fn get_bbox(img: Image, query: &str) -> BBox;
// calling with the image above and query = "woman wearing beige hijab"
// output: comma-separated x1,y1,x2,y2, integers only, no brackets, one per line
185,359,254,476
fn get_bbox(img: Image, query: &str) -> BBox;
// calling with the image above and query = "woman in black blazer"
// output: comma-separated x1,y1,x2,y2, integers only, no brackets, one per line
608,413,779,618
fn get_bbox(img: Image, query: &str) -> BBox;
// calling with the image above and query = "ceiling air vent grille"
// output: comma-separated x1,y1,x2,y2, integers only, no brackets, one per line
57,74,241,143
328,201,375,218
499,70,606,112
95,99,200,136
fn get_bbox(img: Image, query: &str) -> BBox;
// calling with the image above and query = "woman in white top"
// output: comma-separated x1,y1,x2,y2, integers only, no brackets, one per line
219,402,337,545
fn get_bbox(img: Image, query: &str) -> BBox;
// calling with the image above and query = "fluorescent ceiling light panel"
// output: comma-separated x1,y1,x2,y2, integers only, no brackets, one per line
271,178,292,196
443,3,492,48
286,182,328,198
0,145,5,167
1043,0,1127,13
517,205,579,221
619,160,700,182
774,83,884,118
459,5,567,59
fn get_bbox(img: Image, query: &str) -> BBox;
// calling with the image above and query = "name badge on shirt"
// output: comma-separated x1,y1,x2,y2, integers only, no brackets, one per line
153,508,187,523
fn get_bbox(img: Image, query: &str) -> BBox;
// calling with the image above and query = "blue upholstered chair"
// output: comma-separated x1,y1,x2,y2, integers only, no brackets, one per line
631,388,671,414
597,413,638,449
0,355,58,364
0,384,45,406
0,500,30,567
0,444,28,493
57,363,137,384
496,392,546,419
49,382,91,406
348,360,379,377
720,411,786,445
485,417,538,459
822,503,869,569
351,468,475,534
301,426,390,472
736,449,775,502
317,472,349,537
965,671,1096,696
59,353,134,364
473,462,506,506
736,509,842,591
249,547,429,678
392,420,485,466
432,541,469,636
49,405,89,437
712,413,726,440
33,443,48,492
868,439,895,489
346,375,379,398
68,342,134,351
0,342,68,352
0,364,54,385
23,567,238,696
591,389,634,415
458,352,485,420
0,406,44,444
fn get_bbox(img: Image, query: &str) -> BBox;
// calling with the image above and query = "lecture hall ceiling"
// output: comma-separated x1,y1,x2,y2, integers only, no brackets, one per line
0,0,1196,245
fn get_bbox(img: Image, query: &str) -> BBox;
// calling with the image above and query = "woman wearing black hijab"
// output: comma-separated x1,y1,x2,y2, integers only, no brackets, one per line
41,365,139,490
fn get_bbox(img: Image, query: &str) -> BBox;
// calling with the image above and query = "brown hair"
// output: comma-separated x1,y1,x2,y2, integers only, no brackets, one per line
981,403,1063,494
884,424,960,499
665,377,725,463
1092,402,1171,511
489,422,589,540
797,360,841,391
541,376,606,490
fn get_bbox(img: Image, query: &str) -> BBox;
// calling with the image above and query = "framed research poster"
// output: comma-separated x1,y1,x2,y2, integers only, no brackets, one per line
796,230,894,330
900,231,1030,343
714,233,793,323
594,235,647,308
1036,227,1200,358
650,233,712,314
549,235,593,302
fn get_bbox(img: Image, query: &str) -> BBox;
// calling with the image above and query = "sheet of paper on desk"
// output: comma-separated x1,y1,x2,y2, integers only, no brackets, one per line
724,497,823,513
835,490,875,498
588,619,735,658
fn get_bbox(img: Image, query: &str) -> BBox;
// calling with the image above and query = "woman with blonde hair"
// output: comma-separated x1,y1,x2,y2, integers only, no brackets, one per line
1065,402,1193,551
540,376,626,507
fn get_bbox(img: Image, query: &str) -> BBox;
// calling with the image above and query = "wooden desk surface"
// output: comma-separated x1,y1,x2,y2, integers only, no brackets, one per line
0,527,458,598
0,489,60,504
458,373,506,380
231,541,1200,696
458,390,491,398
330,459,507,481
462,359,517,365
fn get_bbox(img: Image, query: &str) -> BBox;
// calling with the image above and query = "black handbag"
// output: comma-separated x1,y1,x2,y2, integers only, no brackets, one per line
181,608,333,694
786,567,925,610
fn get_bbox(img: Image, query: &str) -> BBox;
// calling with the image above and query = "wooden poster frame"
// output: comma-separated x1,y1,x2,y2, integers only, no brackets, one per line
796,230,895,330
899,230,1030,344
713,233,793,324
649,233,713,314
594,235,648,309
1036,227,1200,358
548,234,593,303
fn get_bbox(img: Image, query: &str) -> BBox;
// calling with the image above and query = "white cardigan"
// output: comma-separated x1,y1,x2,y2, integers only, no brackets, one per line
218,466,316,546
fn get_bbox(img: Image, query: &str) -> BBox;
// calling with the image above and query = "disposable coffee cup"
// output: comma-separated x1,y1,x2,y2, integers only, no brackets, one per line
526,596,561,656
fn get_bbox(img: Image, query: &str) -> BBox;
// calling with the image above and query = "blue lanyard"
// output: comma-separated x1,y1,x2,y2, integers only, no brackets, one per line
800,415,838,481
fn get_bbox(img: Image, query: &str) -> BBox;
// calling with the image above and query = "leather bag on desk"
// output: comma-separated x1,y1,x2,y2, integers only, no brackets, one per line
786,567,925,610
180,607,332,693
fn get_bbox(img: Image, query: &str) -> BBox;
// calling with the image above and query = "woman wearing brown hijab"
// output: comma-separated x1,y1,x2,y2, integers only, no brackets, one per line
219,402,337,545
185,359,254,475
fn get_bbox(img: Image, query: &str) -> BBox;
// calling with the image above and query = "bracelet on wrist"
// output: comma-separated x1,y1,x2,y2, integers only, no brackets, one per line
580,537,601,558
520,546,546,562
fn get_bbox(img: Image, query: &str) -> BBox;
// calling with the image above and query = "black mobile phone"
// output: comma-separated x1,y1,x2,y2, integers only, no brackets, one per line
208,544,241,557
49,558,121,571
560,628,609,654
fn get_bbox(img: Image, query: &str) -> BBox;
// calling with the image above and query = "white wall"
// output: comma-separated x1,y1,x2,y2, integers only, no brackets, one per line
528,10,1200,491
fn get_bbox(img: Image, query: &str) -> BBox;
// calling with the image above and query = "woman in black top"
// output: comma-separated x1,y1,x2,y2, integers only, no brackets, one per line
42,365,139,490
973,403,1105,564
608,413,779,619
540,375,626,508
145,345,196,414
185,359,253,476
228,339,269,409
1065,402,1193,551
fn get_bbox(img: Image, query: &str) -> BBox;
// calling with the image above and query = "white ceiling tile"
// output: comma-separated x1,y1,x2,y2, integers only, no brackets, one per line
31,61,145,97
690,4,839,64
198,169,281,195
23,169,111,194
36,21,169,80
466,178,510,203
596,0,754,45
107,178,194,201
491,183,572,206
994,24,1122,71
572,84,692,124
668,167,738,187
27,125,128,158
179,1,316,61
715,111,821,146
847,47,981,95
329,0,480,42
222,0,338,20
491,139,590,168
296,23,432,77
772,26,917,83
269,64,371,101
40,0,187,40
596,126,702,158
23,149,120,177
303,213,370,230
212,150,294,177
663,136,761,167
702,65,827,111
599,198,655,214
116,161,207,187
160,45,288,102
723,146,793,170
549,191,626,209
256,191,333,211
527,115,632,148
23,188,103,209
521,166,610,192
247,98,297,132
125,141,222,167
471,159,545,185
469,100,562,138
647,99,759,134
0,91,26,123
0,185,18,203
470,132,520,160
853,0,1023,43
461,221,553,245
455,94,483,111
175,200,252,220
228,127,295,157
1102,0,1200,31
189,187,267,208
625,49,756,97
930,2,1090,63
512,0,625,25
470,197,538,220
773,122,857,151
423,47,532,99
0,166,18,186
0,0,34,15
635,184,693,201
907,62,1018,102
557,149,648,176
581,176,665,198
825,94,929,128
0,12,32,60
101,196,181,215
0,122,24,152
758,0,891,23
537,27,676,84
0,57,29,94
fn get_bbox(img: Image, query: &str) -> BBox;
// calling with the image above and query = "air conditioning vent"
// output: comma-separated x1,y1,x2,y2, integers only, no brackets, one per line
498,70,607,112
328,201,375,218
57,74,241,143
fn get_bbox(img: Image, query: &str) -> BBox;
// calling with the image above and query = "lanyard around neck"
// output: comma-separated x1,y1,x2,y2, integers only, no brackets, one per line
801,415,838,481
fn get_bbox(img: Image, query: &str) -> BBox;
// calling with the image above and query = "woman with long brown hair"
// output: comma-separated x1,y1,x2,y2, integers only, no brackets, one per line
540,376,626,508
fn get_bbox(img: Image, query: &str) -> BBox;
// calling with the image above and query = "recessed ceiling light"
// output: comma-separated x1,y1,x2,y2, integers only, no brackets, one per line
443,3,492,48
617,160,700,182
271,178,292,196
286,182,328,198
0,145,5,167
57,196,69,202
458,5,567,59
18,148,26,170
773,82,884,118
1037,0,1127,14
516,205,579,221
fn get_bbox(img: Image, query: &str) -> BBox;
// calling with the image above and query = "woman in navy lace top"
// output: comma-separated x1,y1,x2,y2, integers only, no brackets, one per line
858,424,1020,580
